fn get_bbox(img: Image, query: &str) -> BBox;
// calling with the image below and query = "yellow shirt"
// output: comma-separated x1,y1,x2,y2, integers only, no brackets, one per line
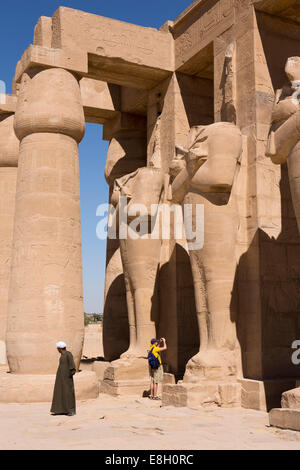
150,345,162,365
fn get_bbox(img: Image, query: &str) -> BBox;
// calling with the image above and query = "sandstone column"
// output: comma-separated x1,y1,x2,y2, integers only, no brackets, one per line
0,115,19,364
6,68,85,374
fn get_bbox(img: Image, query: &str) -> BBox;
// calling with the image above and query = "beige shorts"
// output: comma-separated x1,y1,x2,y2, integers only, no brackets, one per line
149,364,163,383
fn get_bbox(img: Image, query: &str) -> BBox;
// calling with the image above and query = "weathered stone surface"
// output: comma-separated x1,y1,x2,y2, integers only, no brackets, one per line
100,378,150,397
101,358,150,397
103,359,149,382
80,79,120,124
162,381,241,408
240,378,297,412
173,0,235,71
269,408,300,432
0,370,99,403
281,387,300,409
92,361,111,381
51,7,174,89
255,0,300,23
33,16,52,48
14,45,88,83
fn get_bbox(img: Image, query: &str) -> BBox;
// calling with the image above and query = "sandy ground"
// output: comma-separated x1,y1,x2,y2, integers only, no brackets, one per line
1,394,300,450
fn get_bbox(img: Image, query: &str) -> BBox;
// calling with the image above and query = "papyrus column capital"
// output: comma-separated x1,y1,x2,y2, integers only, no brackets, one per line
14,68,85,143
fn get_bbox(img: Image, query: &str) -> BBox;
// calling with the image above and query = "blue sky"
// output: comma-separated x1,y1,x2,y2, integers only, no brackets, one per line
0,0,192,312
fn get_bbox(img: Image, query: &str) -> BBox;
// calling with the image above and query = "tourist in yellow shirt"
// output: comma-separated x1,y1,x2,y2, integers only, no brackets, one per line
148,337,167,400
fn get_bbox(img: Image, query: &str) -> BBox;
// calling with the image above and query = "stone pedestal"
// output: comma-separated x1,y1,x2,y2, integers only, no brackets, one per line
162,380,241,408
0,368,99,403
269,383,300,431
80,359,110,382
269,408,300,432
92,361,111,381
240,378,298,412
100,358,150,397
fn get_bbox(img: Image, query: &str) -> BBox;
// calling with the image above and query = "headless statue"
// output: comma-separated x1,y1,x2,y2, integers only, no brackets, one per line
169,122,243,382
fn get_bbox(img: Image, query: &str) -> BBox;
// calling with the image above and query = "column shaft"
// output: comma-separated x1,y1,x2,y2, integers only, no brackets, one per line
7,68,85,373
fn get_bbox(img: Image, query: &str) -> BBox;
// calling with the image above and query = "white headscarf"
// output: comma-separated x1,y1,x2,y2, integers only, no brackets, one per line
56,341,67,349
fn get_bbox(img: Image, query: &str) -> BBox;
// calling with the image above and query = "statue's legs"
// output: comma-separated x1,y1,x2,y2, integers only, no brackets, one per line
183,193,239,382
123,271,137,355
120,237,160,358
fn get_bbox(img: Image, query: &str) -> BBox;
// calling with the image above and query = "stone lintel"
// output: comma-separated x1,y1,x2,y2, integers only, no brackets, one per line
103,113,147,141
254,0,300,23
21,2,300,92
0,95,17,116
87,53,172,90
121,88,148,117
80,80,148,123
14,44,172,91
14,44,88,83
177,42,214,79
52,7,174,71
173,0,300,29
80,78,121,125
50,6,174,90
173,0,235,71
